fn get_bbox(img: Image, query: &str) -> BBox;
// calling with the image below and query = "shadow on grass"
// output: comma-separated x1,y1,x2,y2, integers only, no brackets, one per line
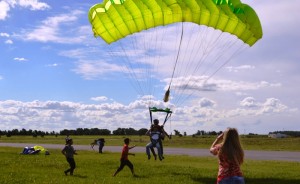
191,176,215,184
245,178,300,184
191,177,300,184
171,171,216,184
133,174,147,179
71,174,88,179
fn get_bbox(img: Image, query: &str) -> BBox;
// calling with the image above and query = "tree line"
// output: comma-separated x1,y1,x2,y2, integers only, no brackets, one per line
1,128,213,137
1,128,299,137
269,131,300,137
0,128,148,137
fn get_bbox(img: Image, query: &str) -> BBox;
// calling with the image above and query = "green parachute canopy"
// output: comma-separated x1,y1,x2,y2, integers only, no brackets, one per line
88,0,262,46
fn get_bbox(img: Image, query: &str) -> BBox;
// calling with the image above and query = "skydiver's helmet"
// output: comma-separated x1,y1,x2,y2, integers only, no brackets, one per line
153,119,159,125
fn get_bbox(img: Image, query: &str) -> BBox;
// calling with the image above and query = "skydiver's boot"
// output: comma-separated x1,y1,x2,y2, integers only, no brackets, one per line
158,154,163,161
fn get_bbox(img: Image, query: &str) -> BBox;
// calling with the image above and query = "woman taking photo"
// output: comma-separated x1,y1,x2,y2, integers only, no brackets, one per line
210,128,245,184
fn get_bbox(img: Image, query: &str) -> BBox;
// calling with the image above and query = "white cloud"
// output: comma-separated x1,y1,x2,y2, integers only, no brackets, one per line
259,98,288,114
226,65,255,72
167,76,281,92
91,96,108,102
5,39,13,44
0,0,49,21
0,32,10,37
14,57,27,62
237,97,288,116
73,60,125,80
17,0,50,10
20,10,86,44
0,1,10,20
0,97,295,134
240,97,258,108
199,98,216,108
45,63,59,67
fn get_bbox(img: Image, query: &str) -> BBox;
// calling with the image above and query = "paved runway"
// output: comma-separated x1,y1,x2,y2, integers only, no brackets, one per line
1,142,299,162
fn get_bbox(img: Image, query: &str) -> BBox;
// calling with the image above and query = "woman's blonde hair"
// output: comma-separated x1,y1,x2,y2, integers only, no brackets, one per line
219,128,244,164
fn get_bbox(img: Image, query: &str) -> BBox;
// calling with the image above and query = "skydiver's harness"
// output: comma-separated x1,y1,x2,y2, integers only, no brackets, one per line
149,107,172,145
150,130,162,146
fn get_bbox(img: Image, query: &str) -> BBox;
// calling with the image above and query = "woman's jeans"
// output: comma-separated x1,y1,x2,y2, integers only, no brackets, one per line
218,176,245,184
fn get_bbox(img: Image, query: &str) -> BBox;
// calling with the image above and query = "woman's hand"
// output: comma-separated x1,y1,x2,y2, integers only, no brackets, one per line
217,132,224,140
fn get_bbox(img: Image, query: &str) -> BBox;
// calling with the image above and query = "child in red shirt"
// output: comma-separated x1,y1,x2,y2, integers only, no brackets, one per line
113,138,136,177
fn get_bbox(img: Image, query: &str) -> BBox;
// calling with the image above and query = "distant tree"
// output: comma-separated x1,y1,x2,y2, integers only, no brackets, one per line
137,128,148,135
98,129,111,135
113,128,126,135
6,131,12,137
126,128,138,135
174,130,182,136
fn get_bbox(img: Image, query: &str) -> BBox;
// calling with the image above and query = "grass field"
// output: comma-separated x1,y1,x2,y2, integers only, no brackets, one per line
0,135,300,183
0,147,299,184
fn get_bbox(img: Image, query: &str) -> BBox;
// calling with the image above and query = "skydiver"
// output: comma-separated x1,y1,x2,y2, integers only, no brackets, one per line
146,119,170,160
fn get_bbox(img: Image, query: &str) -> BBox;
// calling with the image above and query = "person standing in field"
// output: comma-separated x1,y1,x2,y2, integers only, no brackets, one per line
98,138,105,153
62,138,77,176
210,128,245,184
113,138,136,177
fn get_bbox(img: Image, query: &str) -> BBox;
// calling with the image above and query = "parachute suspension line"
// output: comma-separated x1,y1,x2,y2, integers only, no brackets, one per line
141,28,152,107
172,26,215,105
118,28,153,107
100,15,146,98
106,45,141,95
177,26,214,105
164,22,184,103
176,34,249,107
118,39,145,96
157,25,169,103
138,25,164,107
170,22,184,86
205,39,249,81
149,25,165,107
170,28,233,106
149,26,167,107
169,116,172,138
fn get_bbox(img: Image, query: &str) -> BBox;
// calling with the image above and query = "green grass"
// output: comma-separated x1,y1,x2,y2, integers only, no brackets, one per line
0,147,299,184
1,135,300,151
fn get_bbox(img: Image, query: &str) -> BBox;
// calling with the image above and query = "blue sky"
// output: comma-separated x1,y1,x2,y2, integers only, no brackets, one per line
0,0,299,135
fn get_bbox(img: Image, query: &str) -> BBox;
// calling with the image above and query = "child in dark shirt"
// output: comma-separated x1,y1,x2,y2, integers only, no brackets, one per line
62,138,77,176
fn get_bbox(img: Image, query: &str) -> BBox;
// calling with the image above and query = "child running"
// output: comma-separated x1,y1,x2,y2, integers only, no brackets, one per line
113,138,136,177
62,138,77,176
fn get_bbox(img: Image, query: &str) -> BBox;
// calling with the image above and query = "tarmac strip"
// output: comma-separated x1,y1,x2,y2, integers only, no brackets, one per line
1,142,299,162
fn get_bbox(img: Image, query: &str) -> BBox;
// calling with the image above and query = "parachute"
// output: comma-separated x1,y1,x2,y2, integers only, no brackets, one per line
89,0,262,45
88,0,262,116
20,145,50,155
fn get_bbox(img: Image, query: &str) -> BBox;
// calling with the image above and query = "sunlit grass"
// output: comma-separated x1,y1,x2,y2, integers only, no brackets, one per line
0,147,299,184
